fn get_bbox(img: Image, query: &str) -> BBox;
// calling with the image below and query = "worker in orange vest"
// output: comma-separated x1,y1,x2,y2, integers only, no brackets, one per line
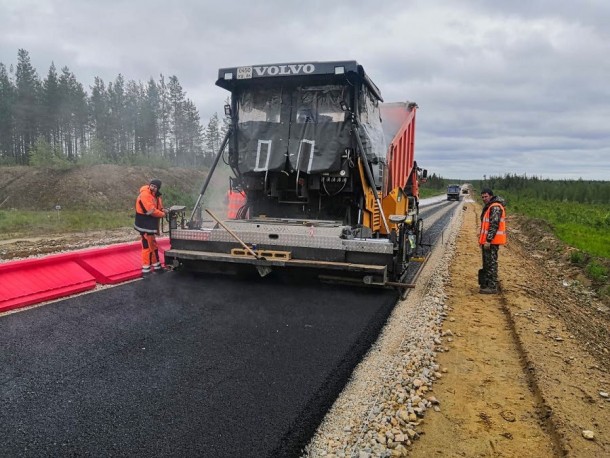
134,178,167,276
226,187,247,219
478,188,506,294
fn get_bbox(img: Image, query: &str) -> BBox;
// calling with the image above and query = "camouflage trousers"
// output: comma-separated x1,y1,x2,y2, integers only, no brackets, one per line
481,245,499,288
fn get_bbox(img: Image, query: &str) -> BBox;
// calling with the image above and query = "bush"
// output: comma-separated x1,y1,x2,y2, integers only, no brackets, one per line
78,138,109,165
29,138,72,169
569,250,586,265
586,261,609,282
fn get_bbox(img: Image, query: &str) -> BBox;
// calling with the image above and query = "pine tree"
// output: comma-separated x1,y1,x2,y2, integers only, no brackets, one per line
182,100,204,166
2,49,208,168
124,79,142,157
72,74,89,159
107,74,127,160
89,77,111,160
14,49,41,164
204,112,221,165
141,78,160,157
41,62,61,152
168,75,186,164
0,63,16,162
58,67,87,161
158,75,171,160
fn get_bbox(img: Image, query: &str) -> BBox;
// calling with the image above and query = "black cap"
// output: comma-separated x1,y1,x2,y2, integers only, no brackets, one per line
150,179,162,190
481,187,493,196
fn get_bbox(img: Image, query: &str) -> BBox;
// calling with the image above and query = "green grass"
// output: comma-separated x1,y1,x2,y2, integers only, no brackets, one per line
495,191,610,299
504,194,610,258
0,210,134,239
0,182,201,239
419,188,445,198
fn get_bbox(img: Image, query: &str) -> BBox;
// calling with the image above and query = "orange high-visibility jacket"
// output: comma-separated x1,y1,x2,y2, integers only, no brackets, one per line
227,190,246,219
479,202,506,245
134,185,165,233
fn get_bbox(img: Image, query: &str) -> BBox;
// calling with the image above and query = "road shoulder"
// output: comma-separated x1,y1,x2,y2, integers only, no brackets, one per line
411,201,609,457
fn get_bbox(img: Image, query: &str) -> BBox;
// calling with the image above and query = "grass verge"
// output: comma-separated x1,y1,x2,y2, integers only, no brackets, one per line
497,192,610,300
0,210,134,239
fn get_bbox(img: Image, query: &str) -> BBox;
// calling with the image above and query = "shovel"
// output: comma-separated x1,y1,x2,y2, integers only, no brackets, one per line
205,209,272,277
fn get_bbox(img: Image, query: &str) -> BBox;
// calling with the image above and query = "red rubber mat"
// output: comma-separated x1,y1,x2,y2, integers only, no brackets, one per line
0,238,170,313
0,257,96,313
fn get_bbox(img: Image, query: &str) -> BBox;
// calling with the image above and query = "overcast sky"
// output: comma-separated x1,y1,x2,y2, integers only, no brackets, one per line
1,0,609,180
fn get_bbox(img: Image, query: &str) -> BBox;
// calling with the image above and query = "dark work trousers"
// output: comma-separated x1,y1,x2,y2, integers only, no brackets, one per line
481,244,499,289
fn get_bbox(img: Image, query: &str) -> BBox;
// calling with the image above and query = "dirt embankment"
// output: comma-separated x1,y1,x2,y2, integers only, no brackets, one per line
0,164,221,259
0,164,209,211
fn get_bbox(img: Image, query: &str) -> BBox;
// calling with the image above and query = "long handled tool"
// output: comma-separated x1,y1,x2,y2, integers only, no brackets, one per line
205,209,260,258
205,209,272,277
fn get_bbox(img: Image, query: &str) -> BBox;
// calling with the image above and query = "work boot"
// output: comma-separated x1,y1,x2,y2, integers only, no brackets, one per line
479,287,499,294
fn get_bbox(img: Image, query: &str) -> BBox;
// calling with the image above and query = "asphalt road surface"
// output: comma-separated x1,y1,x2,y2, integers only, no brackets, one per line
1,199,462,457
1,272,397,457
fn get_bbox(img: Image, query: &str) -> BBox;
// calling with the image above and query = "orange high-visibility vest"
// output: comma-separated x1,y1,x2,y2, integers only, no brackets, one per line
479,202,506,245
227,190,246,219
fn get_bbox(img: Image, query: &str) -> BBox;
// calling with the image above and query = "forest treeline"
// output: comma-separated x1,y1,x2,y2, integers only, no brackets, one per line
0,49,226,168
422,173,610,205
479,174,610,205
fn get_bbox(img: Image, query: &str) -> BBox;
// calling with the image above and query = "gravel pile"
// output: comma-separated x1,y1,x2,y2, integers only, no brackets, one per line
303,204,464,458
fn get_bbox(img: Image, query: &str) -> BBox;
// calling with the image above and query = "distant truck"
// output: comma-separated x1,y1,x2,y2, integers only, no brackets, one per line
447,184,461,201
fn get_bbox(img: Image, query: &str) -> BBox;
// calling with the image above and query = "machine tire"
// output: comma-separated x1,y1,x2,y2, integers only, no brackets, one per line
416,218,424,247
399,286,409,300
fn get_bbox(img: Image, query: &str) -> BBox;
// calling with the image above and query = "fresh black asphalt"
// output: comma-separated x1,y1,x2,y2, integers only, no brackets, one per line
1,271,397,457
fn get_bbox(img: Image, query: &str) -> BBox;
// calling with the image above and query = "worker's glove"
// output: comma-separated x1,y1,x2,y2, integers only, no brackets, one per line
483,242,491,249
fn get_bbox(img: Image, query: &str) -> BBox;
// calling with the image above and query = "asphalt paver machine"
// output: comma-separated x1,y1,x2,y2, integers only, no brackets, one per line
165,60,427,289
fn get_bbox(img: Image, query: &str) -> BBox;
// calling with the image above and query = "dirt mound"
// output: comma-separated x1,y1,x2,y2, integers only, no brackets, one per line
0,164,209,211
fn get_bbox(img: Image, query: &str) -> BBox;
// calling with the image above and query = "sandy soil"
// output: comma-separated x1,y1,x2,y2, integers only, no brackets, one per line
411,202,609,457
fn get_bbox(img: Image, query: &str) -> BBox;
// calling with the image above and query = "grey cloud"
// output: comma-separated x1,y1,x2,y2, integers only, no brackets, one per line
0,0,608,179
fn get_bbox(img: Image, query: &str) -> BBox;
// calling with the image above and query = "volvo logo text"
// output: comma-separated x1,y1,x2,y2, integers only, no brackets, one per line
251,64,316,77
